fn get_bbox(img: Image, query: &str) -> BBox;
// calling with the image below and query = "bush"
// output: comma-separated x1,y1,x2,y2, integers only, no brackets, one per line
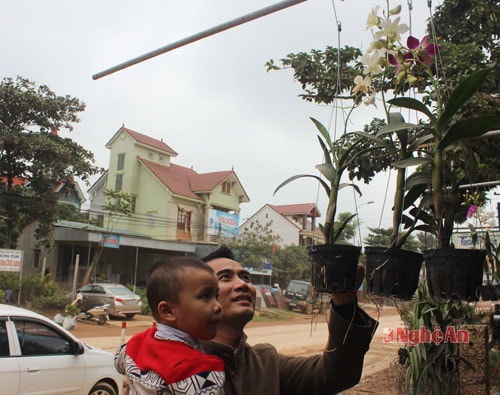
33,294,72,310
1,272,69,309
128,286,150,315
0,272,19,291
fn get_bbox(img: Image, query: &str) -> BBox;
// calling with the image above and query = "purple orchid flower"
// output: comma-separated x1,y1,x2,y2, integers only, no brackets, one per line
467,205,478,218
407,35,439,66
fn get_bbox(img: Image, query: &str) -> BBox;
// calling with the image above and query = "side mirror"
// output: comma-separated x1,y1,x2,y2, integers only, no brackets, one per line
74,341,85,355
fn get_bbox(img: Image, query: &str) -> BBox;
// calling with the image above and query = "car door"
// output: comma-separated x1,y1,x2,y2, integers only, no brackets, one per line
13,317,85,395
0,319,20,395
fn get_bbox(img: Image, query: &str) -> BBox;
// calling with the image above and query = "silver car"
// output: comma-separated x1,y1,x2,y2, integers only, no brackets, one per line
0,303,123,395
77,283,142,319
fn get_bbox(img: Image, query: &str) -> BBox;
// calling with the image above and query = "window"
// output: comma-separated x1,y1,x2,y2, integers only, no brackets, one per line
0,320,9,356
177,208,191,232
159,155,165,162
222,181,231,194
148,151,154,159
14,319,72,355
117,153,125,170
115,174,123,191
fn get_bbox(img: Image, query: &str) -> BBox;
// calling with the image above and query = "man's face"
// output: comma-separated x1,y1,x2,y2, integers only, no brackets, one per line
207,257,256,325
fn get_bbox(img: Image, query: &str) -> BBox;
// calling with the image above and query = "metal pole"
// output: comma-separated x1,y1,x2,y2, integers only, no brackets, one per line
133,247,138,293
72,255,80,300
92,0,307,80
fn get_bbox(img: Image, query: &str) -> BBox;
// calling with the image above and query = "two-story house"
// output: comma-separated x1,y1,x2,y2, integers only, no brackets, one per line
89,126,250,243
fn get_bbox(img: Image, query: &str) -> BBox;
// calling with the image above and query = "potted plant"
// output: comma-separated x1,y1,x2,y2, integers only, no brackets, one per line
387,67,500,300
359,113,424,300
348,5,431,300
274,117,373,293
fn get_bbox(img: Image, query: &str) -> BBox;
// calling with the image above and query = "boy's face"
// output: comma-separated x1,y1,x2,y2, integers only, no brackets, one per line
172,267,222,340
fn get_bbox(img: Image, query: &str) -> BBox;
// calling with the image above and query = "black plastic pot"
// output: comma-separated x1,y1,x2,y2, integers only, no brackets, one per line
479,284,500,301
365,247,423,300
307,244,361,293
423,248,485,301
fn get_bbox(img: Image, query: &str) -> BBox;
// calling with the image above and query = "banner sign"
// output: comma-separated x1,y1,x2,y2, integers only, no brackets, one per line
207,209,240,238
0,249,23,272
451,231,499,249
101,234,120,249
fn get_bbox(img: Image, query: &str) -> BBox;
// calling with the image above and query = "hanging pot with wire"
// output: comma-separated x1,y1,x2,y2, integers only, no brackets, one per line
308,244,361,293
423,248,485,301
365,246,423,300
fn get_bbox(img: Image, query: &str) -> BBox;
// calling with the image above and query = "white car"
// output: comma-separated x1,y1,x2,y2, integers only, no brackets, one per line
0,303,123,395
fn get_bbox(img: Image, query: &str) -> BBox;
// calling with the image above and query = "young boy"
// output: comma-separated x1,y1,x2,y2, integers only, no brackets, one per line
115,256,225,395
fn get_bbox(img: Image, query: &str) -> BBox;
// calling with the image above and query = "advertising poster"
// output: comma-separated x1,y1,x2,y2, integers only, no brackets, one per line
207,209,240,238
0,249,23,272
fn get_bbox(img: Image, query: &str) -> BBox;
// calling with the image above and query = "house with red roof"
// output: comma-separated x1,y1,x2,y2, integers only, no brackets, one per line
89,126,250,243
240,203,324,247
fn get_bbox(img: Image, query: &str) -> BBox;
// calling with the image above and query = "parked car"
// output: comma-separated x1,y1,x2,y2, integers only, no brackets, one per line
0,303,123,395
284,280,327,315
77,283,142,319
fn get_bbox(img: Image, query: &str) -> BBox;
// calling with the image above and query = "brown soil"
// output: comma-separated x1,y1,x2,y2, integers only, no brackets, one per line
44,308,396,394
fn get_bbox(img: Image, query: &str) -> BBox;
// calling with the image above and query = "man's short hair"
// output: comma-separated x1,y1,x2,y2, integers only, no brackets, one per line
202,245,235,263
147,256,214,320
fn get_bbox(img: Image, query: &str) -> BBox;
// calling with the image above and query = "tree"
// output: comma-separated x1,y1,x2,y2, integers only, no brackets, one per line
0,76,101,248
82,189,135,285
271,245,309,289
364,227,420,251
228,220,279,270
334,212,357,242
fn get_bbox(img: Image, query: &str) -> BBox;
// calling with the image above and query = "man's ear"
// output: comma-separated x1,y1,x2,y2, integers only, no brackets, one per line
157,301,176,323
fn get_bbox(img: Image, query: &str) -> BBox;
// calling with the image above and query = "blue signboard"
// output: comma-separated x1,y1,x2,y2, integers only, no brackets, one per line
207,209,240,238
101,234,120,248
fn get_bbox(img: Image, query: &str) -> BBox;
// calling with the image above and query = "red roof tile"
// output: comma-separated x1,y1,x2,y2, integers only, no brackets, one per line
269,203,321,217
123,127,178,156
139,158,242,202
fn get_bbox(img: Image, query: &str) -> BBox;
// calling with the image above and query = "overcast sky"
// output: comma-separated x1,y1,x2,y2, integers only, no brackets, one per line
3,0,499,243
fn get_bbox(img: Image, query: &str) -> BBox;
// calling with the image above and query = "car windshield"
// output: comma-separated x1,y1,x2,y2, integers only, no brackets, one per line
107,286,136,296
287,282,309,295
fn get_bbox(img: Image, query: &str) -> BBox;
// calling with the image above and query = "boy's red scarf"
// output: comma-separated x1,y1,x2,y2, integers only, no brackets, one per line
126,328,224,384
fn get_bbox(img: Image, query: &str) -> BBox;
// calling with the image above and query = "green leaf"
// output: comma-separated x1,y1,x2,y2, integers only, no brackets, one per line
438,68,491,130
310,117,333,148
315,163,336,183
377,122,419,136
332,213,357,243
274,174,331,198
438,115,500,150
404,171,432,189
387,97,436,124
392,157,432,169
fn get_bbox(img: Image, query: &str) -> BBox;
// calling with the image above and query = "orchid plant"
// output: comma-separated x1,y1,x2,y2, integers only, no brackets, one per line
352,4,437,249
352,4,500,250
463,192,500,284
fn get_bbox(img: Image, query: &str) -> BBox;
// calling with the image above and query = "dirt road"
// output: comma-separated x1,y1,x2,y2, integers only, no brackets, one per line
71,304,402,393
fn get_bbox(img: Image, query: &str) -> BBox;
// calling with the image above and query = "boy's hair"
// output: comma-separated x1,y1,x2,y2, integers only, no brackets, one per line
202,245,235,263
147,256,214,320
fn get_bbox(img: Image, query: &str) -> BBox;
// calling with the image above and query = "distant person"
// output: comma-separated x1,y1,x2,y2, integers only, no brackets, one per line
115,257,224,395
